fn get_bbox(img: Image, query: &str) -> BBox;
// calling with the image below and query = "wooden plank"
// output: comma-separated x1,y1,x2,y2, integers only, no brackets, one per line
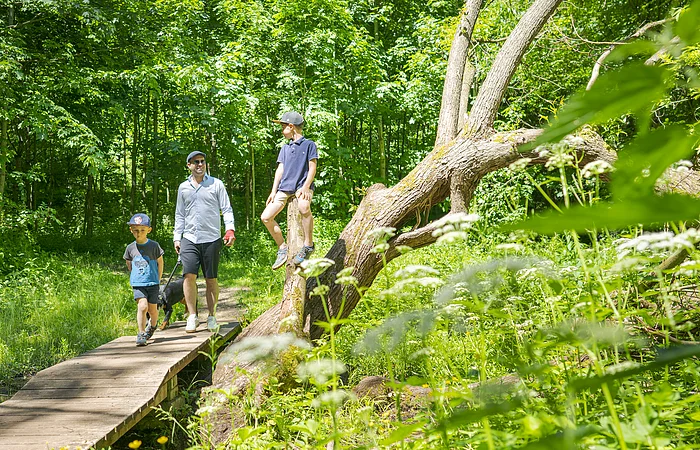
0,319,241,450
21,377,158,389
12,387,151,400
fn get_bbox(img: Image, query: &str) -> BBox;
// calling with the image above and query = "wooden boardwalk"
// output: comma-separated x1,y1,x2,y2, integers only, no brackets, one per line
0,319,241,450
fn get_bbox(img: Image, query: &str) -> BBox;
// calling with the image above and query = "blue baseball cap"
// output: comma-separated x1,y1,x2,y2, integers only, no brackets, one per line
186,151,206,163
127,213,151,227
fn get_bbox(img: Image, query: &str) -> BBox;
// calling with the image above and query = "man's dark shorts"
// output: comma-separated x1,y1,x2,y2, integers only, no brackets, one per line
133,285,160,304
180,238,223,279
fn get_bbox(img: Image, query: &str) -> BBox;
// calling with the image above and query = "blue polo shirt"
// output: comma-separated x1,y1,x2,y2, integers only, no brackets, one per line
277,137,318,193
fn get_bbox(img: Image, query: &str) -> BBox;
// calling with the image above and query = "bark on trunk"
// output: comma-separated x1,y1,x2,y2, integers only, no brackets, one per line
276,198,307,336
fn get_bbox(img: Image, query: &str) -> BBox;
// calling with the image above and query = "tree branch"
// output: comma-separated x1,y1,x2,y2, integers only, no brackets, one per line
435,0,485,147
466,0,563,137
586,18,671,90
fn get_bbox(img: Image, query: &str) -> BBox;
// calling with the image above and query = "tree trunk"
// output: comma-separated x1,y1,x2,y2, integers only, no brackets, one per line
131,112,139,213
276,199,307,336
0,118,7,219
378,116,386,180
85,173,94,238
151,96,159,232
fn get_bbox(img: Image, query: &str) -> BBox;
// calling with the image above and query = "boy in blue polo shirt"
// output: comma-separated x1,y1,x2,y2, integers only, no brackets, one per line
124,213,164,346
262,111,318,270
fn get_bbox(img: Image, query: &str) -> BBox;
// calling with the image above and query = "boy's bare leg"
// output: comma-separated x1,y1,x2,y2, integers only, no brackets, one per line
298,197,314,247
136,298,148,332
147,303,159,326
261,201,287,247
205,278,219,316
183,273,198,315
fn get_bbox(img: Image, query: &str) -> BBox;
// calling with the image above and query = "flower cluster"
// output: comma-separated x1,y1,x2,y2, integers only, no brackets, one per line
508,157,532,172
297,358,347,385
543,142,575,170
432,212,480,244
582,160,614,178
615,229,700,259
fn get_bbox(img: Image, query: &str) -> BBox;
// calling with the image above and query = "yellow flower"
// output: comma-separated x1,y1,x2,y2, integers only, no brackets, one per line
422,384,429,388
128,440,142,449
157,436,169,445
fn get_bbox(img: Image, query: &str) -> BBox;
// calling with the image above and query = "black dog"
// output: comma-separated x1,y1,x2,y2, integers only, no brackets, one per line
158,277,186,330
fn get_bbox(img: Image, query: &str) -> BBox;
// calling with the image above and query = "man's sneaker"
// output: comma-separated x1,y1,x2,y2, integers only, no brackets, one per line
271,247,288,270
207,315,219,332
186,314,199,333
136,332,148,346
144,322,155,340
293,245,315,265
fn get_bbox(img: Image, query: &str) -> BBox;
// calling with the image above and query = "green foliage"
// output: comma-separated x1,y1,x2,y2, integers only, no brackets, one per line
0,253,132,394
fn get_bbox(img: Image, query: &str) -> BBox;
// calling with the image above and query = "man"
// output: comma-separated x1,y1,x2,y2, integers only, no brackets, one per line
174,151,236,332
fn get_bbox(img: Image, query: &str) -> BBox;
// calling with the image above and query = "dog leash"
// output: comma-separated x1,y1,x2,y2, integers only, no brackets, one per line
161,257,181,293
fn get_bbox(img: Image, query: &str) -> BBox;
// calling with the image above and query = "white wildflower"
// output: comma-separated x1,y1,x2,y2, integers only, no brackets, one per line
365,227,396,243
615,230,700,259
495,243,524,252
300,257,335,278
509,158,532,172
312,390,355,408
582,160,614,178
545,151,575,170
432,213,480,238
298,359,347,385
370,243,390,253
394,265,440,279
436,231,469,244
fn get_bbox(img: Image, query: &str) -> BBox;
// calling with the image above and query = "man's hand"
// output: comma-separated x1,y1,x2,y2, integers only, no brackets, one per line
296,187,312,201
266,192,276,205
223,229,236,246
174,240,181,254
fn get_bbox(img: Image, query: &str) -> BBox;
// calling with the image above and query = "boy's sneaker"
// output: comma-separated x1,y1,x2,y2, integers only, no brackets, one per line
207,315,219,332
136,332,148,346
271,247,288,270
186,314,199,333
144,322,155,340
293,245,315,265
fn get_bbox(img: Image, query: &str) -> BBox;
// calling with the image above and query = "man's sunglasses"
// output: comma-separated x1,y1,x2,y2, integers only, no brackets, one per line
190,159,206,165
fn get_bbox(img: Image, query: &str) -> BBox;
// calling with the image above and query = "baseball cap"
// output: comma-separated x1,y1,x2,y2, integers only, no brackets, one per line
127,213,151,227
272,111,304,126
186,151,206,163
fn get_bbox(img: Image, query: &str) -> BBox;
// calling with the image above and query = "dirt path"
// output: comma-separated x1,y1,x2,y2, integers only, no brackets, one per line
196,283,249,323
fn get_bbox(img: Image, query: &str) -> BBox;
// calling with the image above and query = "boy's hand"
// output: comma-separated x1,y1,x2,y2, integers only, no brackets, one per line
266,192,276,205
296,187,312,201
223,229,236,246
174,240,181,254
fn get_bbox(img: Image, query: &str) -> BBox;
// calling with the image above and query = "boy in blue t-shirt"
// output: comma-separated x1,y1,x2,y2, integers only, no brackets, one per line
262,111,318,270
124,213,164,346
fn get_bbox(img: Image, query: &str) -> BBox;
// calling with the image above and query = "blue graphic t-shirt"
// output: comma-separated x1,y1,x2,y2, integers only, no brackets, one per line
123,239,164,287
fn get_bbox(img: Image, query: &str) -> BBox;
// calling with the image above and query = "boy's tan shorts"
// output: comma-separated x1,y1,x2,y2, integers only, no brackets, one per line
270,190,313,208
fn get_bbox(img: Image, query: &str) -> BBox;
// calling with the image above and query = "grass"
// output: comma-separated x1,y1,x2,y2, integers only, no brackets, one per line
0,251,134,397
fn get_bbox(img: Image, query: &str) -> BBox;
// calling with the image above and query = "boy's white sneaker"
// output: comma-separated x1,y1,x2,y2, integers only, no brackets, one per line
186,314,199,333
207,315,219,332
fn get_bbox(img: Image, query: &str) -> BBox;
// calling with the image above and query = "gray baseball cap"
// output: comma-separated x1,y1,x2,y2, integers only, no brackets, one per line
186,151,206,163
272,111,304,126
